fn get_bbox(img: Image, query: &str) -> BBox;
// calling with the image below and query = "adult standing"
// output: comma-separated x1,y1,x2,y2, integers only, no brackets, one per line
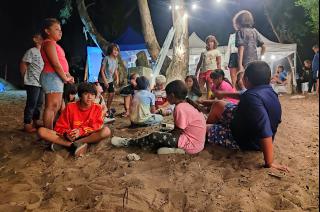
20,33,44,133
312,45,319,94
40,18,74,130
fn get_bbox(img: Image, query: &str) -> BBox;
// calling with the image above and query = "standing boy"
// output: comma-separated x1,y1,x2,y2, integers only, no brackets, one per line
20,33,44,133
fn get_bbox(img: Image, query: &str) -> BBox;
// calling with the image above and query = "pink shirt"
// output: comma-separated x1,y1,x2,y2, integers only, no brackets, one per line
174,102,206,154
211,81,239,104
41,39,69,73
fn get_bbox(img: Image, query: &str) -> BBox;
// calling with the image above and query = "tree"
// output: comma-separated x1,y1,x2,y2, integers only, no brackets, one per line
137,0,160,61
166,0,189,82
295,0,319,33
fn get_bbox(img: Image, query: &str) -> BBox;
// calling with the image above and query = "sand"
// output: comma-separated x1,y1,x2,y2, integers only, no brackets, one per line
0,91,318,212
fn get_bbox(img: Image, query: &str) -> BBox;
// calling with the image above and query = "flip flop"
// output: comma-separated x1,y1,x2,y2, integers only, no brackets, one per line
74,143,88,157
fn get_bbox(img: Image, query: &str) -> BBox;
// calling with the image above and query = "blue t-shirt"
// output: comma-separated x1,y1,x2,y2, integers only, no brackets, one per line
279,70,288,82
130,90,156,124
231,85,282,151
312,51,319,79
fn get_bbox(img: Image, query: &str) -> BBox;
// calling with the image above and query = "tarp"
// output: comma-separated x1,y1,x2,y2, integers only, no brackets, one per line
0,78,16,92
168,31,297,81
86,27,150,82
114,27,147,51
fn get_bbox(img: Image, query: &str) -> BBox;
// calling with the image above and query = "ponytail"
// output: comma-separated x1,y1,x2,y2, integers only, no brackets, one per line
186,97,207,114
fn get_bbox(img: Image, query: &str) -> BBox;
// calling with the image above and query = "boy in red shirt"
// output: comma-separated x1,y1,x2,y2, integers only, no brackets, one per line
38,83,111,157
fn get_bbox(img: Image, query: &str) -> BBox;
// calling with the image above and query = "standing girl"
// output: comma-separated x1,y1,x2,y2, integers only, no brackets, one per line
225,32,239,88
98,43,120,118
20,33,44,133
40,18,74,130
233,10,266,70
195,35,222,99
185,75,202,101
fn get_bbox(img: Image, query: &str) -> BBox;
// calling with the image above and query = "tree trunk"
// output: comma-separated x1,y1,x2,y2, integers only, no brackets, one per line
137,0,161,61
166,0,189,83
76,0,127,86
76,0,109,54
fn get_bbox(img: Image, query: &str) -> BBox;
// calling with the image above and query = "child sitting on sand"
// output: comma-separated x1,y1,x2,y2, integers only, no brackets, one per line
210,69,238,104
61,84,78,112
130,76,163,126
38,82,111,157
111,80,207,155
153,75,174,116
185,75,202,101
93,82,108,118
206,61,289,172
119,73,139,117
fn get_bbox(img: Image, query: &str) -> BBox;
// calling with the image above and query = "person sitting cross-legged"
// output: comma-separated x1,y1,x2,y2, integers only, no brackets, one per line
38,82,111,157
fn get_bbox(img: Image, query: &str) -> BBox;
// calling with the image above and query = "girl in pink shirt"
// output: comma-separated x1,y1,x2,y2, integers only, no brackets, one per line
111,80,207,155
40,18,74,130
210,69,239,104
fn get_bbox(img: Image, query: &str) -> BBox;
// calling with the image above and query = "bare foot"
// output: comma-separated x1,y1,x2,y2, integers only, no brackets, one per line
24,124,37,133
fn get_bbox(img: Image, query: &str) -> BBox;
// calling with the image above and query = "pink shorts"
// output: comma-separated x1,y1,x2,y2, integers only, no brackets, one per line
199,70,213,83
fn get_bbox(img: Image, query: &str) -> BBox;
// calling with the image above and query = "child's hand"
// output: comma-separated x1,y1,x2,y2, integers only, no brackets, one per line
67,129,81,141
215,91,224,99
268,163,290,173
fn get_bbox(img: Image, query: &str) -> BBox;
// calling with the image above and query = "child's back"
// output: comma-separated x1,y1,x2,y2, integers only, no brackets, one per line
174,102,206,154
130,90,155,124
231,67,281,150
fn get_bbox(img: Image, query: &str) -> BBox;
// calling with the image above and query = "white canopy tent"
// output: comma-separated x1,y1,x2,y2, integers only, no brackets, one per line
167,32,297,86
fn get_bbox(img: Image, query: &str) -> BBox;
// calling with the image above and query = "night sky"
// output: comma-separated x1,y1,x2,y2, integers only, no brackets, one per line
0,0,317,86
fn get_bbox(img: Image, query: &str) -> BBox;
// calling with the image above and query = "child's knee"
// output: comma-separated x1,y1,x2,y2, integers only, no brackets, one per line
100,127,111,138
37,127,47,139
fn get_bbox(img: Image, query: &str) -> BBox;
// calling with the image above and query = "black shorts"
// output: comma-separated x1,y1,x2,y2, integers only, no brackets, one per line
101,82,115,93
228,53,239,68
120,85,134,97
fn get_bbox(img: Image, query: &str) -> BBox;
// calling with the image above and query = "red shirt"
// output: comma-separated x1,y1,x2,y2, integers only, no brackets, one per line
41,39,69,73
54,101,103,136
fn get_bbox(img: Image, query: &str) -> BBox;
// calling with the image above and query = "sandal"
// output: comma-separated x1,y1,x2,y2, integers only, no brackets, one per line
72,142,88,157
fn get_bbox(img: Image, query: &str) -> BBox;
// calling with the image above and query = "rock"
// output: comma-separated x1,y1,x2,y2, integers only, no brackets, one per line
127,153,141,161
66,187,73,192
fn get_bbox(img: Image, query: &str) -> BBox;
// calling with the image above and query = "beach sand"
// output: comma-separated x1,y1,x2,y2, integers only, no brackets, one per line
0,91,318,211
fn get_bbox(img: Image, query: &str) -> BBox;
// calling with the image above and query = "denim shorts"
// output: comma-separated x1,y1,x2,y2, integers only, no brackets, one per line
40,72,64,94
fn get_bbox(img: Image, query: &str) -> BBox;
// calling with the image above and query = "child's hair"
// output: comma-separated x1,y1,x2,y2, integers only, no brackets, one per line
210,69,233,87
107,43,120,56
165,80,188,100
155,75,167,86
136,76,150,90
165,80,204,113
233,10,254,29
78,82,97,97
63,84,78,103
312,44,319,49
185,75,202,97
205,35,219,50
41,18,61,39
277,65,285,71
244,61,271,86
304,60,312,65
235,71,245,91
129,73,139,80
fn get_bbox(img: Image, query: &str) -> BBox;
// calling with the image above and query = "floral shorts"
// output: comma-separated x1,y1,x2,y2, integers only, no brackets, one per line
207,103,240,150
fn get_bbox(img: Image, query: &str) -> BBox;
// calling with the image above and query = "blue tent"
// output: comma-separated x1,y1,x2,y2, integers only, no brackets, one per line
86,27,150,82
114,27,147,51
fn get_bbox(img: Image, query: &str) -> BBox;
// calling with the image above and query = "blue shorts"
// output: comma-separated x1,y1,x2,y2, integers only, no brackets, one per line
207,103,240,150
40,72,64,94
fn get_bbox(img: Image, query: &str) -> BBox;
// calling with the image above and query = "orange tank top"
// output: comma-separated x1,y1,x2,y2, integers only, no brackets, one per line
41,39,69,73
